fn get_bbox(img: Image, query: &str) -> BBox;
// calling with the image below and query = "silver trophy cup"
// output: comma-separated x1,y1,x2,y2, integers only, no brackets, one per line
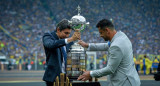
66,5,89,81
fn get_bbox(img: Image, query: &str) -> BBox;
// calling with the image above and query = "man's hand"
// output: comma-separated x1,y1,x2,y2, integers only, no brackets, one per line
77,71,91,81
67,29,81,42
78,40,89,48
72,29,81,40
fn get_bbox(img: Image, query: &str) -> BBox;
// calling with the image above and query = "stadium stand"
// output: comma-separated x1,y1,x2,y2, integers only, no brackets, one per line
0,0,159,71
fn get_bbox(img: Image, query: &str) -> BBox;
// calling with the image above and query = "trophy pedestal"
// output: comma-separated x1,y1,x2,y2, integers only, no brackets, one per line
66,43,86,81
68,76,79,81
72,82,101,86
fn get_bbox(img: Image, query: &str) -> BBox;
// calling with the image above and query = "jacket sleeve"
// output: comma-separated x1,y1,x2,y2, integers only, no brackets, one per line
88,43,109,51
91,46,123,78
66,42,74,52
43,33,66,49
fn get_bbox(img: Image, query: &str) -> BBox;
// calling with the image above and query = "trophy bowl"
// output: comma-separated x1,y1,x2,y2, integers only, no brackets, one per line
68,6,89,31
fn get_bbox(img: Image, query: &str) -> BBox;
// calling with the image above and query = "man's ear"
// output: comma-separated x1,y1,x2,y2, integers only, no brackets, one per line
105,27,109,31
106,27,110,34
57,28,60,32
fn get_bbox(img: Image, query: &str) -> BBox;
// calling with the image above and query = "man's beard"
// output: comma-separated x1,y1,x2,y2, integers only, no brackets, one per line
103,37,108,41
105,39,108,41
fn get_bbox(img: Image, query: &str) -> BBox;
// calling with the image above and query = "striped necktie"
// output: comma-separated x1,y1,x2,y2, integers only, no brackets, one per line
61,46,67,66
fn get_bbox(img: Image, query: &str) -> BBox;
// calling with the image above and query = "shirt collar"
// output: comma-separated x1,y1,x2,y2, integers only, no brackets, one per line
110,31,121,44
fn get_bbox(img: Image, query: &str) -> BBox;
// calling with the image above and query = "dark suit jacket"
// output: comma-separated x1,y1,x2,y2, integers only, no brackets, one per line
42,31,73,82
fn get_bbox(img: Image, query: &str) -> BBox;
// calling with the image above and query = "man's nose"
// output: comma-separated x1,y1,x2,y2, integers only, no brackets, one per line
66,34,70,37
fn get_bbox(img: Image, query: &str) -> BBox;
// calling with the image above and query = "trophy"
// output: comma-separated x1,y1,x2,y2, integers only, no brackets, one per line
68,5,89,31
66,5,89,81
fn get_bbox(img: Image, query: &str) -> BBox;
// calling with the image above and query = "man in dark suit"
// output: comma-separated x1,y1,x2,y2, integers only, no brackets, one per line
154,61,160,81
42,19,80,86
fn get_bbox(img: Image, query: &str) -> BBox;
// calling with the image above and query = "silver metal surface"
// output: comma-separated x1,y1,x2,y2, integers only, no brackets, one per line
66,5,88,80
68,5,89,31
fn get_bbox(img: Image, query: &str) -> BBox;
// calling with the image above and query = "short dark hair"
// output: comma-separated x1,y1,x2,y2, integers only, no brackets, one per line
56,19,72,31
96,19,114,30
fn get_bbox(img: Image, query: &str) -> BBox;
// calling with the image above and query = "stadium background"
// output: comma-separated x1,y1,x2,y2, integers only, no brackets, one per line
0,0,160,74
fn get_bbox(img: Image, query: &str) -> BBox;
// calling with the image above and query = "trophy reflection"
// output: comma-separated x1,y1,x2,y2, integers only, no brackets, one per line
66,5,89,81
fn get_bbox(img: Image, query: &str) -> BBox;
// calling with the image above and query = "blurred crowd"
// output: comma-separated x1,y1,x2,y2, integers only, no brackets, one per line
0,0,159,71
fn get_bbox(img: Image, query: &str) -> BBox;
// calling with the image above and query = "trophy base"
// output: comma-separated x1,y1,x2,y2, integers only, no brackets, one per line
72,82,101,86
68,76,79,81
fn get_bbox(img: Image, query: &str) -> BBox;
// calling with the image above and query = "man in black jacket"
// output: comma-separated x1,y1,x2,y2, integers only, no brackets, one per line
154,61,160,81
42,19,80,86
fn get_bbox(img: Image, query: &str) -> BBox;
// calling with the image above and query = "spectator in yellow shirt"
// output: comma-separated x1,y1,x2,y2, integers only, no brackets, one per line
153,57,159,73
143,55,152,75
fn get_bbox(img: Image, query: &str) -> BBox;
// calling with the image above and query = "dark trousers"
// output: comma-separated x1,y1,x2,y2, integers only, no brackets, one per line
45,81,53,86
